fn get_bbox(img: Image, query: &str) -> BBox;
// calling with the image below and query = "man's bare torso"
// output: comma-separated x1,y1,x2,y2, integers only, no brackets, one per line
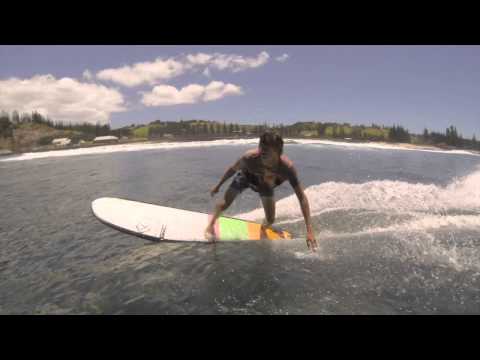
239,149,298,190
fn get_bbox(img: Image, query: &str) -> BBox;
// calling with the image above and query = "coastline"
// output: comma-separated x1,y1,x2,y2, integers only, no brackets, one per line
1,136,479,161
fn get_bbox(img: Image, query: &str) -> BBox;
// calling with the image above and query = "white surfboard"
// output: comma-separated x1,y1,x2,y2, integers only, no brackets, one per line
91,197,292,242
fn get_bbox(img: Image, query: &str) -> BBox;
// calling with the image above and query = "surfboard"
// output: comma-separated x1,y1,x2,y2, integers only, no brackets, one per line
91,197,293,242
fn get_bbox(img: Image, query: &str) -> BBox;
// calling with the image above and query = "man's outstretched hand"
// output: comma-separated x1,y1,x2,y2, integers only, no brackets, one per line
306,230,318,252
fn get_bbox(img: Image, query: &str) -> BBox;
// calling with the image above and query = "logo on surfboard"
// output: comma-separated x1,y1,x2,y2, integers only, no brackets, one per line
158,225,166,241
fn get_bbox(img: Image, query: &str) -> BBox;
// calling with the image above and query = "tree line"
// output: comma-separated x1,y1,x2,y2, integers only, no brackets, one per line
422,125,477,148
1,110,479,151
0,110,111,139
146,120,246,138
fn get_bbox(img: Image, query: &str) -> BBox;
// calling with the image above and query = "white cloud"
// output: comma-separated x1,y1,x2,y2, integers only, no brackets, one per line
186,53,213,65
203,81,243,102
83,69,93,80
96,51,271,87
276,53,289,63
141,81,243,107
0,75,126,125
96,57,186,87
141,84,203,106
207,51,270,72
203,67,211,77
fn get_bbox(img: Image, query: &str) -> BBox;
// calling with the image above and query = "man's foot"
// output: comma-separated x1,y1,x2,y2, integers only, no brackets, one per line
260,222,270,239
204,227,216,242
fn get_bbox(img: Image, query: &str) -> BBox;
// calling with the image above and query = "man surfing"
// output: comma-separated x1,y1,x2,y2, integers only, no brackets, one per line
205,131,318,251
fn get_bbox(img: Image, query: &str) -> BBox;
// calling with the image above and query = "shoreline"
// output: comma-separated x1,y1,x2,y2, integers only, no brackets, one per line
1,136,255,155
1,136,479,160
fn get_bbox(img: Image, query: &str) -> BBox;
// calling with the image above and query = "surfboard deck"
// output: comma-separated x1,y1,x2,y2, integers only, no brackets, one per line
91,197,293,242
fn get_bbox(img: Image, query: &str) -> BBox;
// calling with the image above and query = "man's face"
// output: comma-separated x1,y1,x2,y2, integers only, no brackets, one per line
260,145,279,167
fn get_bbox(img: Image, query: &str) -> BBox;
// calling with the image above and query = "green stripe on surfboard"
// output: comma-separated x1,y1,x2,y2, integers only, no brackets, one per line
218,217,249,240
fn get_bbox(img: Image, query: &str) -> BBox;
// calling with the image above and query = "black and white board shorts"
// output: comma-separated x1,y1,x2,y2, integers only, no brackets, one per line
229,171,274,197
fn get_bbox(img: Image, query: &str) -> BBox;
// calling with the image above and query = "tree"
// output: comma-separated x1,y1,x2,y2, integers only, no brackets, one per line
352,126,362,139
423,128,429,140
32,111,44,124
389,125,410,143
11,110,20,125
0,110,9,121
21,113,32,123
446,125,460,146
0,111,13,138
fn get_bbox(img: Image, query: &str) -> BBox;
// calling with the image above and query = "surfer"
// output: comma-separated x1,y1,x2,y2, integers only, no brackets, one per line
205,131,318,251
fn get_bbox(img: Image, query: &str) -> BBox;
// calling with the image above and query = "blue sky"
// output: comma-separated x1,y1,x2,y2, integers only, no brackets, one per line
0,45,479,137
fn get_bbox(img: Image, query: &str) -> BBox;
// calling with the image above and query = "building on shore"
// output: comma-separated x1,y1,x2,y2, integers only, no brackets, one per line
52,138,71,146
93,136,119,144
0,149,13,156
299,130,318,137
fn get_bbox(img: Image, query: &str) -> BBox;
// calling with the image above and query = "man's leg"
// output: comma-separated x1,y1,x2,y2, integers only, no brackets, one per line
205,187,240,241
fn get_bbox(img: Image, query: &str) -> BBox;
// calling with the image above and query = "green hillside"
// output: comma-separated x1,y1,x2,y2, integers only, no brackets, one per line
1,110,479,153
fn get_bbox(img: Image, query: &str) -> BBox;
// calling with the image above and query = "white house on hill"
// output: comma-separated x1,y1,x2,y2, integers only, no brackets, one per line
93,136,119,143
52,138,71,146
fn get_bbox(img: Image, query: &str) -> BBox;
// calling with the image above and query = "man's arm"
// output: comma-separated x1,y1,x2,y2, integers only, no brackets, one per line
294,184,318,251
288,166,318,251
293,184,313,232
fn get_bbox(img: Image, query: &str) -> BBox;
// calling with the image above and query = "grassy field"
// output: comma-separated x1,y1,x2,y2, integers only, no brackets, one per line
133,126,149,138
11,123,76,151
361,127,389,140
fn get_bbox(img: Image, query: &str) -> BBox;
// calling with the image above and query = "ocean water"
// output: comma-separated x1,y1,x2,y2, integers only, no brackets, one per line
1,139,480,314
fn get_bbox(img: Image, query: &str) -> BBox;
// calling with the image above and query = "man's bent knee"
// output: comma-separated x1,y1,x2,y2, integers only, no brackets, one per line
218,190,238,211
217,200,229,211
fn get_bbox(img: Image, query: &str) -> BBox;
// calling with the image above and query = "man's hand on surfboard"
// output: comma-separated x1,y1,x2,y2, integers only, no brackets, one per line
306,229,318,252
204,227,216,243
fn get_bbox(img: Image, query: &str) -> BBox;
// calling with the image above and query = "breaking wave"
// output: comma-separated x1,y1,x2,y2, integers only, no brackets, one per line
235,168,480,272
235,167,480,221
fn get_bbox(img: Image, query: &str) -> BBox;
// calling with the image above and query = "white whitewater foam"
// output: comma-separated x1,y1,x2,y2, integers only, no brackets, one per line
235,168,480,222
321,214,480,239
234,167,480,272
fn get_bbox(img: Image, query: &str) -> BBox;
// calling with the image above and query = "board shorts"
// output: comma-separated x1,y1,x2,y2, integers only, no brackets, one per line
229,171,274,197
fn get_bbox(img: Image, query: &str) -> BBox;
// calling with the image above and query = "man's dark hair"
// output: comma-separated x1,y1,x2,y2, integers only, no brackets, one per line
259,131,284,155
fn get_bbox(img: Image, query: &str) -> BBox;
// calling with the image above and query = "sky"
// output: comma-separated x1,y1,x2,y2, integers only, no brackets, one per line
0,45,479,137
